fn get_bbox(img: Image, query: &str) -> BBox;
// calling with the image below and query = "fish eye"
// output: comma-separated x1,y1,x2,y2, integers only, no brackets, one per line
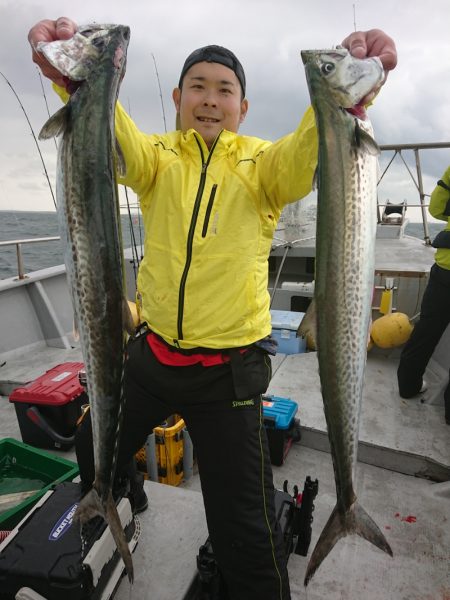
321,62,335,75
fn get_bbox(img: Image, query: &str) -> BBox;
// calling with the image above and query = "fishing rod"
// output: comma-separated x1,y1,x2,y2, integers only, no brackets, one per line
123,187,141,283
122,52,168,282
36,68,58,152
152,53,167,133
1,70,56,210
120,99,144,282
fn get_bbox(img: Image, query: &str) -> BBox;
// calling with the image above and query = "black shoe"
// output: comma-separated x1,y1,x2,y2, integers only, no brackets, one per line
132,488,148,514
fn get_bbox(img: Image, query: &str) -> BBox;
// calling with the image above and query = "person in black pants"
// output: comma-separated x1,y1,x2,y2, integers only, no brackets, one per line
75,334,286,599
397,169,450,425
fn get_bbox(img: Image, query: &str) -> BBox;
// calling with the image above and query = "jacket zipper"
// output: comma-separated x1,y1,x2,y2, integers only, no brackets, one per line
175,134,221,343
202,184,218,237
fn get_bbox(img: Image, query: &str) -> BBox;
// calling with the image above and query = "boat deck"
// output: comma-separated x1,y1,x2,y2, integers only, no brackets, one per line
1,344,449,599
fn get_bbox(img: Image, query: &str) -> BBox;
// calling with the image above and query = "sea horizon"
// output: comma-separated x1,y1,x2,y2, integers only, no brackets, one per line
0,208,444,280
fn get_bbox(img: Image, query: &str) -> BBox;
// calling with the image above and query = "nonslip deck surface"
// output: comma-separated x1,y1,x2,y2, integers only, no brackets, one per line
1,344,449,599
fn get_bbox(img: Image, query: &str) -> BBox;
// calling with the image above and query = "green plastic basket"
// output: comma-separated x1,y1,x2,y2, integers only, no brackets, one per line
0,437,79,530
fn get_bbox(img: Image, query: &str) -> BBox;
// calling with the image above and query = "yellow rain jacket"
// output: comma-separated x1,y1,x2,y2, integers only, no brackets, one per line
115,104,317,350
55,85,317,349
429,166,450,271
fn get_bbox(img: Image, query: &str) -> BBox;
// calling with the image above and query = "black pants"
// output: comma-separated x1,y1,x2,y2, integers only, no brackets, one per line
397,263,450,422
75,334,291,600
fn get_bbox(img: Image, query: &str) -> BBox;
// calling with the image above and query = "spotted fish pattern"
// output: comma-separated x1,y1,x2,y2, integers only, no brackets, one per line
39,24,134,582
300,47,393,585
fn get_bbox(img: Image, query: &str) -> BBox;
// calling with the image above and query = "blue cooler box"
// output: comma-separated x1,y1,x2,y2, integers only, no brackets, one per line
262,395,301,465
270,310,306,354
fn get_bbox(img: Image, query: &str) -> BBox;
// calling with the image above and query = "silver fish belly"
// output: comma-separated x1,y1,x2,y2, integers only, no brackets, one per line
300,47,392,586
39,24,134,582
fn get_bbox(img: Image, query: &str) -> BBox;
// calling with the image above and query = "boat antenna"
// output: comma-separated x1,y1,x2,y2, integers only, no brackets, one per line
353,3,357,31
1,70,56,210
151,53,167,133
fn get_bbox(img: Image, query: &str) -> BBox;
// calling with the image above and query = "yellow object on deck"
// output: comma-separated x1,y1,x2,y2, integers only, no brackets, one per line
370,313,413,349
379,289,393,315
135,416,186,487
154,416,185,486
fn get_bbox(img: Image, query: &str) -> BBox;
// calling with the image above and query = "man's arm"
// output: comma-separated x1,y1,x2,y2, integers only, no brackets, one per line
429,167,450,222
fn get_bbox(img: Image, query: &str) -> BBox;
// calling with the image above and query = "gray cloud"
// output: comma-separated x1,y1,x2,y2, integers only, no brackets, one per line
1,0,450,214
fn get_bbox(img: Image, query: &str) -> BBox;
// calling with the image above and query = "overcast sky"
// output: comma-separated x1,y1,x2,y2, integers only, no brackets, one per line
1,0,450,221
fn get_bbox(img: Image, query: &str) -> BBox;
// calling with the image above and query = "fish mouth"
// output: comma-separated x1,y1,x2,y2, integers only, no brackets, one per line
345,104,367,120
63,76,83,95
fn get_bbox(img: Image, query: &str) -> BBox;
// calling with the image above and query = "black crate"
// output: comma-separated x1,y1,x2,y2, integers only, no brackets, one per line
0,482,136,600
265,418,301,466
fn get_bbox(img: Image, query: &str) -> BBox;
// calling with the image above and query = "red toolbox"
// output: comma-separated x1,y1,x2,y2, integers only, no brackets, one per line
9,362,87,451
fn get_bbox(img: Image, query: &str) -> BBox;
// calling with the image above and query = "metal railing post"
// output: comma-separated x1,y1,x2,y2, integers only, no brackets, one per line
414,148,431,245
16,243,25,280
0,237,60,279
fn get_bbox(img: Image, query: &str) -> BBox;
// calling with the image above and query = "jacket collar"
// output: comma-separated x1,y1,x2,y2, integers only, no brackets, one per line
180,128,238,161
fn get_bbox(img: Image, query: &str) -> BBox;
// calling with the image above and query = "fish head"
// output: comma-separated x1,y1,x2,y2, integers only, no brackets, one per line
301,47,384,110
36,23,130,83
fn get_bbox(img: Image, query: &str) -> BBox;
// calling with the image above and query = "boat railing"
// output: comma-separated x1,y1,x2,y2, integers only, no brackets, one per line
0,236,60,280
378,141,450,245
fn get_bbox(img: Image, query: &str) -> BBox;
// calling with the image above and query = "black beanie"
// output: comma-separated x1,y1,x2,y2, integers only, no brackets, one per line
178,45,246,96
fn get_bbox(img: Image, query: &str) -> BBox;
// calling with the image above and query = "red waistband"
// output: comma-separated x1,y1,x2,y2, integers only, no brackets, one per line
146,332,247,367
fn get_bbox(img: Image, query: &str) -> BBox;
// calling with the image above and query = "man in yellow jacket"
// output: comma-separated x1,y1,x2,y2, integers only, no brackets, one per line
29,19,397,599
398,167,450,425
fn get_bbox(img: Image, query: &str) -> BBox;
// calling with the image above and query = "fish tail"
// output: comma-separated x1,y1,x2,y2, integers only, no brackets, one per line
105,491,134,583
76,487,134,583
304,501,392,586
353,501,393,556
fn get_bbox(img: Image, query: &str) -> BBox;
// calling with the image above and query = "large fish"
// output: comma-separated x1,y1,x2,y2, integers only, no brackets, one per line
299,47,393,585
38,24,134,581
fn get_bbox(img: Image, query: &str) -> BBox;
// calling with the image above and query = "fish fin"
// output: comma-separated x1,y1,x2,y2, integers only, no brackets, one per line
353,501,393,556
76,487,134,583
115,139,127,177
75,487,103,522
297,297,317,340
123,298,136,335
304,501,392,586
38,105,70,140
104,490,134,583
72,314,80,342
354,121,380,156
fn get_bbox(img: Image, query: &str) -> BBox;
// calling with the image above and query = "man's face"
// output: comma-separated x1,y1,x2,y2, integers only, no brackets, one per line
172,61,248,148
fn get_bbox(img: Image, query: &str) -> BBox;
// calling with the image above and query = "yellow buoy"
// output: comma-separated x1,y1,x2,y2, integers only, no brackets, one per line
370,312,413,349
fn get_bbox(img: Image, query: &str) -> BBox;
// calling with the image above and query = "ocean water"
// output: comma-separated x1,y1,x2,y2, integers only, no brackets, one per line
0,210,443,280
0,210,144,280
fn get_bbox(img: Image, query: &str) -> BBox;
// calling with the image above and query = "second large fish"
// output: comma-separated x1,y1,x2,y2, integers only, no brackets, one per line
39,24,134,581
299,47,393,585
